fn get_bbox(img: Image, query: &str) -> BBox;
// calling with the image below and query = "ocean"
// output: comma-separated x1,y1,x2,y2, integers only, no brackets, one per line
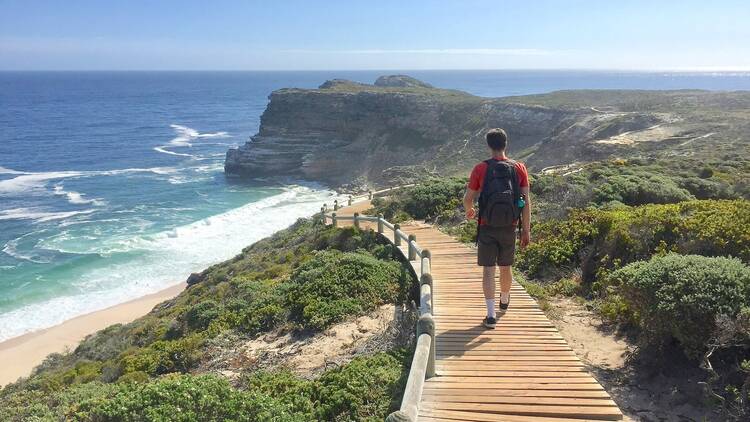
1,70,749,342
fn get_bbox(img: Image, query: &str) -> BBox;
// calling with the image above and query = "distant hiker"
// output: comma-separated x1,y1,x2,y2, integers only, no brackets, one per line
463,128,531,329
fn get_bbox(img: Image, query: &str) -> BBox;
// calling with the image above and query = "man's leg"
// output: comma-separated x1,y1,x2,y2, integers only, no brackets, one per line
497,229,516,314
482,265,496,318
499,265,512,305
477,228,500,327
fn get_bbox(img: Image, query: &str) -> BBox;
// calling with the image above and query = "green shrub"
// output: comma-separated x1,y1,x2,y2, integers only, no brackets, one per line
402,177,466,219
592,174,694,205
547,277,582,297
679,176,734,200
61,361,104,385
74,324,133,362
0,382,119,422
243,370,316,416
119,334,204,376
85,374,307,422
233,279,286,334
609,254,750,358
185,300,222,331
316,351,408,421
370,178,466,221
442,219,477,244
287,250,405,330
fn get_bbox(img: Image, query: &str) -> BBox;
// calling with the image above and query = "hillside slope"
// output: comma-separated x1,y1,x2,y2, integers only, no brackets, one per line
225,75,750,188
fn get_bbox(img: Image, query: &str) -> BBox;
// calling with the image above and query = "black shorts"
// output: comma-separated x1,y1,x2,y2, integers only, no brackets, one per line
477,226,517,267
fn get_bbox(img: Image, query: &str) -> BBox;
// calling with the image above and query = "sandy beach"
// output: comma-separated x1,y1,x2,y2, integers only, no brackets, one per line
0,282,186,387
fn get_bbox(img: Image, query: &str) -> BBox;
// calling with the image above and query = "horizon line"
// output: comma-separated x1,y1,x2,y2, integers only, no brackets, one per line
2,67,750,73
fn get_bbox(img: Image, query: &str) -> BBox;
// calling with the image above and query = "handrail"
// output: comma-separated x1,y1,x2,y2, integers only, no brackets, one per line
320,201,436,422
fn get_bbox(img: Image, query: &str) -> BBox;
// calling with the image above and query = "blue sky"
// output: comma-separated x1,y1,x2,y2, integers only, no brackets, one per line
1,0,748,70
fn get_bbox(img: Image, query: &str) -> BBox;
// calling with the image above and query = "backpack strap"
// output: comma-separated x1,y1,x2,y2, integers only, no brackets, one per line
506,159,521,203
504,159,523,237
477,159,495,212
475,159,495,245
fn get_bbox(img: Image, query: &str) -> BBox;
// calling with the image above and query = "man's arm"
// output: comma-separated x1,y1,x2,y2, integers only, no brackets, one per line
464,188,479,220
520,186,531,248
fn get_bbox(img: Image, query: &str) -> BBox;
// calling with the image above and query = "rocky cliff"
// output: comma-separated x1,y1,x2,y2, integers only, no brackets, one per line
225,76,750,188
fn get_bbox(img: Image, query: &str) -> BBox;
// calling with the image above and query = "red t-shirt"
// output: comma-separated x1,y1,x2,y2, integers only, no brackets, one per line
468,158,529,225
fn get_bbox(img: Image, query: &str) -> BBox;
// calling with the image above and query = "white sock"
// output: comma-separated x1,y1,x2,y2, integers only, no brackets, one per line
500,292,510,304
485,299,495,317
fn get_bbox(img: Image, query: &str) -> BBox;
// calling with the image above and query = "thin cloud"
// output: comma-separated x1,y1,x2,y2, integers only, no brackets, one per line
284,48,559,56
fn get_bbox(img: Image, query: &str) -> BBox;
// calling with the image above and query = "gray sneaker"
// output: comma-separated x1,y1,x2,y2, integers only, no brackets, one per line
483,316,497,329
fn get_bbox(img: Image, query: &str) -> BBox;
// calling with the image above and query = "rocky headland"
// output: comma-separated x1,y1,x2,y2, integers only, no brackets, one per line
225,75,750,188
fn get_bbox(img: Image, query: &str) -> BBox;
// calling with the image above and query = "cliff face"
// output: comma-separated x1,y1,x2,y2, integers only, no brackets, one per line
225,77,580,187
226,76,746,188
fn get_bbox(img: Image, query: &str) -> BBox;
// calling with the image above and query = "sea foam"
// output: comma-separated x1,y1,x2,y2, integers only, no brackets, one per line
53,184,107,206
0,166,178,196
153,124,230,157
0,207,97,223
0,185,341,342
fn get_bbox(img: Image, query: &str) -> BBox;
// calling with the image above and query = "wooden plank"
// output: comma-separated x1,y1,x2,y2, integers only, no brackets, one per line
422,395,618,407
420,402,622,420
436,364,585,370
419,408,613,422
436,370,588,377
436,351,575,356
436,357,581,363
436,361,586,368
423,383,605,391
422,388,612,398
431,377,599,385
419,409,622,422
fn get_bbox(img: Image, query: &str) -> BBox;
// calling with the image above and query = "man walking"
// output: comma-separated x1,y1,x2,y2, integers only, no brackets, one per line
463,128,531,329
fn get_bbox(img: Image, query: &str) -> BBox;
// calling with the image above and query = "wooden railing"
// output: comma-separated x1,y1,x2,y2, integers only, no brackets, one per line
319,185,416,214
321,204,435,422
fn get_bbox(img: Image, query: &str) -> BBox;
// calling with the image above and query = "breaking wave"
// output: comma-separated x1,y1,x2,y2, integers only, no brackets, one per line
153,124,230,157
53,184,107,206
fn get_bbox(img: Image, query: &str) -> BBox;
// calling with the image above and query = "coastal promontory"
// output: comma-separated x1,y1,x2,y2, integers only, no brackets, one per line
225,75,750,188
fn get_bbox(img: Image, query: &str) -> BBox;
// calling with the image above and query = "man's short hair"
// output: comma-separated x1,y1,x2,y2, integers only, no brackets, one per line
486,128,508,151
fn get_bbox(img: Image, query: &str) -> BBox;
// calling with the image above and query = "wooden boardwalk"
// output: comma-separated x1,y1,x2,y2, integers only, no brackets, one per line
336,202,623,421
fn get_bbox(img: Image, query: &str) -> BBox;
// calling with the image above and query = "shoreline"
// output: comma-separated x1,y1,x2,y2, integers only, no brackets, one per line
0,281,186,387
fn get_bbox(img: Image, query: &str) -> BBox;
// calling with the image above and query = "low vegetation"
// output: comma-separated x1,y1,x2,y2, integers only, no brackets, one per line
1,351,409,422
517,199,750,282
0,220,417,421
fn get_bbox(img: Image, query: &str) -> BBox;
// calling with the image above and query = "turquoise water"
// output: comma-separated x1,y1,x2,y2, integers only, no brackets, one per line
1,70,749,342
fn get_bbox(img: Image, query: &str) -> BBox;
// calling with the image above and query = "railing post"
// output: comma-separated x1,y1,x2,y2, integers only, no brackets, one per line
393,224,401,246
353,212,360,229
385,410,410,421
418,313,436,378
348,195,353,206
377,214,384,234
334,200,339,211
420,272,433,314
331,213,337,227
408,234,417,261
421,249,431,278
